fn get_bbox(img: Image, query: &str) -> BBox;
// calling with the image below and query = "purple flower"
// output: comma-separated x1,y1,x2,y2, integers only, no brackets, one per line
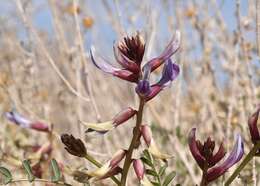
5,110,50,132
248,105,260,145
140,59,180,101
90,31,180,100
188,128,244,183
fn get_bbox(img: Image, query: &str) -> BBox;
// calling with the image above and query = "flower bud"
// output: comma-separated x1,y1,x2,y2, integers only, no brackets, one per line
82,107,136,134
141,125,172,160
109,149,127,168
133,159,144,180
248,106,260,144
112,107,137,126
140,125,152,145
5,110,50,132
30,122,50,132
61,134,87,157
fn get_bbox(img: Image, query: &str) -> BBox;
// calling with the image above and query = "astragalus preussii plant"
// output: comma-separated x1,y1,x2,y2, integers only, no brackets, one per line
2,29,259,185
59,30,257,186
60,30,181,186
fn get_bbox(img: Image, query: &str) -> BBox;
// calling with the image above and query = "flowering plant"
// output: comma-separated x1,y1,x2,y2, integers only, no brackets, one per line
2,30,260,186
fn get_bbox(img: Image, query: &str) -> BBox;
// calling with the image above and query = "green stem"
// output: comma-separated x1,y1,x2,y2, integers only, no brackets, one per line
121,98,145,186
84,154,120,185
225,141,260,186
7,178,72,186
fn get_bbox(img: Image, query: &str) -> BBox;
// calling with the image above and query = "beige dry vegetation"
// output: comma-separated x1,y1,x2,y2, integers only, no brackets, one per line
0,0,260,185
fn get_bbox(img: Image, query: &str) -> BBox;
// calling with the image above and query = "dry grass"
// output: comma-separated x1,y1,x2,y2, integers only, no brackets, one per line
0,0,259,185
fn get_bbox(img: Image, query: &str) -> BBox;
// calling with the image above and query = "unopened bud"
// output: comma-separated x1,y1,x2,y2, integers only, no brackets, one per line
30,122,50,132
113,107,137,126
61,134,87,157
133,159,144,180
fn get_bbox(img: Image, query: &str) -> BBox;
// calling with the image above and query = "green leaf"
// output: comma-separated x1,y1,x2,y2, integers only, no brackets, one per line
0,167,12,184
22,160,35,182
159,164,167,177
51,159,61,182
143,149,153,162
146,169,158,177
163,171,176,186
140,157,153,167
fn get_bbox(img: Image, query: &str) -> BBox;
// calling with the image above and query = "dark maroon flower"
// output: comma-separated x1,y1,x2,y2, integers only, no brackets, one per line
188,128,244,183
117,32,145,67
248,105,260,144
90,31,180,86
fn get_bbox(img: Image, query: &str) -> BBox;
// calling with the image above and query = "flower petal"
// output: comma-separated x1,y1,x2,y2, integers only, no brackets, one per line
188,128,206,169
5,110,31,128
136,80,151,97
81,121,114,134
206,134,244,182
109,149,126,168
157,59,180,86
144,30,181,72
87,162,110,178
136,65,152,97
90,47,138,82
5,110,49,132
248,106,260,144
98,166,122,180
144,59,179,102
208,142,226,167
113,44,140,74
148,139,173,160
144,85,163,102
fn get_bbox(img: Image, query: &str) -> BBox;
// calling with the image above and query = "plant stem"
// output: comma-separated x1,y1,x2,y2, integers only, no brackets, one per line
225,141,260,186
200,171,208,186
85,154,102,167
121,98,145,186
7,178,72,186
200,165,208,186
84,154,120,185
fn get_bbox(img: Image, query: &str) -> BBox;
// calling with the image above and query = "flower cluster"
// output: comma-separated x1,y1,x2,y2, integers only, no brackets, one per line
90,31,180,101
4,28,260,186
188,128,244,184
